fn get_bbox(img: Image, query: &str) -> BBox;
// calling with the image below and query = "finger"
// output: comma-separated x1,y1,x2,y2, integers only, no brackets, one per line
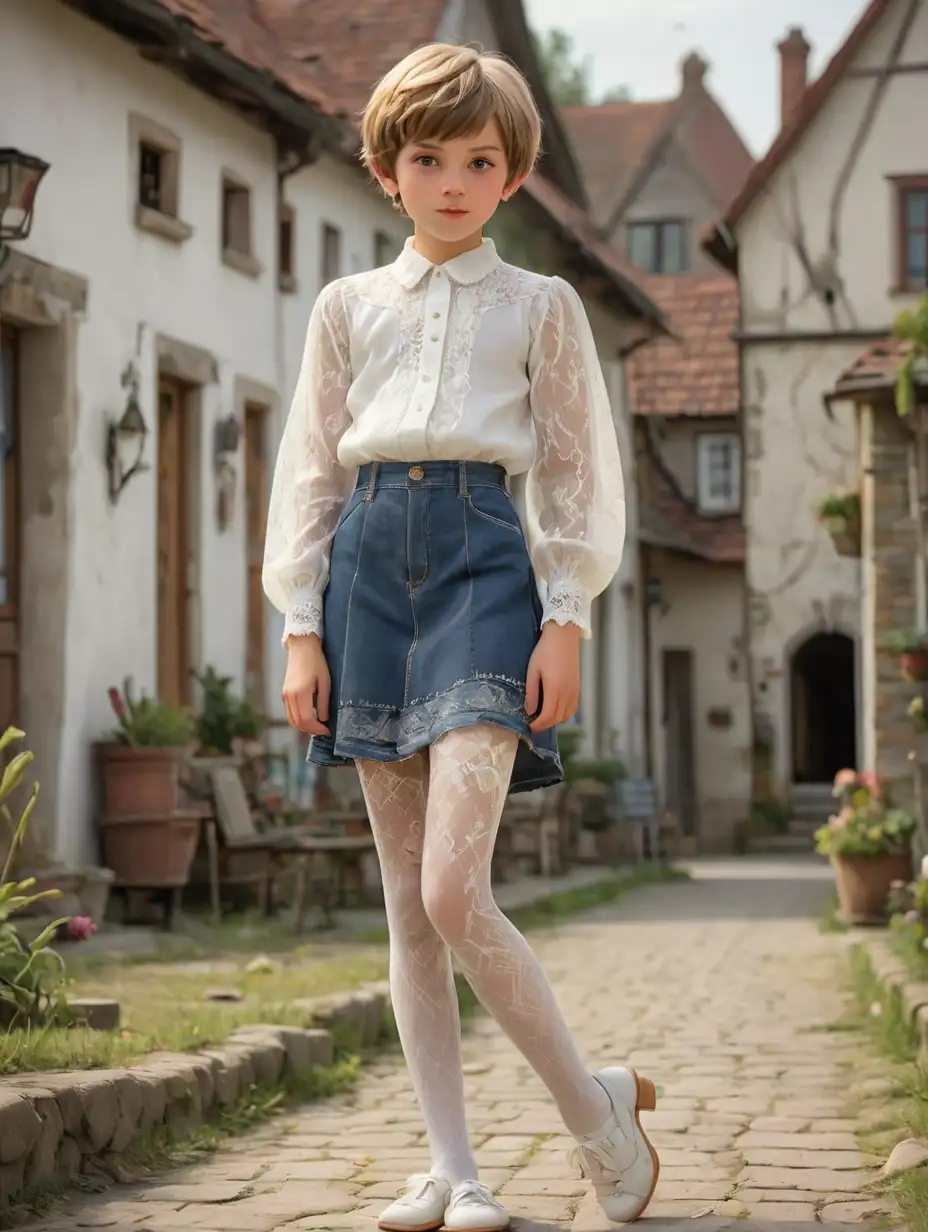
524,664,541,718
530,690,560,732
293,683,316,734
283,692,297,730
316,673,331,723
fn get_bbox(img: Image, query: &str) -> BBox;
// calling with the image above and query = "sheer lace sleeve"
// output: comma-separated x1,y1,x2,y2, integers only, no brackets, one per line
262,281,353,641
526,276,626,637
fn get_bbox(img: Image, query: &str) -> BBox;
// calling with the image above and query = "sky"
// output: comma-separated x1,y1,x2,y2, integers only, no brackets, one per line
523,0,867,156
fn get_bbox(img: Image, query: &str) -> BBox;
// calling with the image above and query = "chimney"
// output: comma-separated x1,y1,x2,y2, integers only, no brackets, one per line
777,26,811,127
680,52,708,94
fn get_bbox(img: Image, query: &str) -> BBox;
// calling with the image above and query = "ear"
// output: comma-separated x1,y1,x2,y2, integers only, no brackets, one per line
370,159,399,201
501,173,528,202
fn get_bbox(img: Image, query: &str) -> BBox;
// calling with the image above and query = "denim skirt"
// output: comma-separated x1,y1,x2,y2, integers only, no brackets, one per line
309,460,563,794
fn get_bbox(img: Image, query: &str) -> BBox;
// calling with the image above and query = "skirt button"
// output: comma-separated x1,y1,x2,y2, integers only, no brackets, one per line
408,466,425,481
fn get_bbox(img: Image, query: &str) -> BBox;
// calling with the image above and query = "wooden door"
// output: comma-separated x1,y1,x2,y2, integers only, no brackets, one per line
157,378,189,706
662,648,697,836
0,330,20,734
244,403,268,707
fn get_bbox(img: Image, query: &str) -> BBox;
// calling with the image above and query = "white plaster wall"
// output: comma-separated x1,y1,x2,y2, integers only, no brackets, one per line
738,0,928,334
648,554,751,842
742,340,862,791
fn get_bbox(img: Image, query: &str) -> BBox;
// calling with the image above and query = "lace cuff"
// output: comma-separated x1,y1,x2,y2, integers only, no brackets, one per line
283,592,323,643
541,583,591,638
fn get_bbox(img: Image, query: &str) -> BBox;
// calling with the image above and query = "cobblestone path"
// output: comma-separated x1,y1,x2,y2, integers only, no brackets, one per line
26,857,899,1231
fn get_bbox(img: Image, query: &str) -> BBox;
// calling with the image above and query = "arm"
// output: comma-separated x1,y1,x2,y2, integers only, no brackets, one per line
525,276,627,638
262,281,353,642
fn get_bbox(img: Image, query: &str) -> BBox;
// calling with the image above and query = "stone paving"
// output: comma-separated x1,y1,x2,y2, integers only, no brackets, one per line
24,857,901,1231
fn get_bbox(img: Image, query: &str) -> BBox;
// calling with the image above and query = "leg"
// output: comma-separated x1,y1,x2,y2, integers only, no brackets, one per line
420,725,610,1136
356,752,478,1187
422,726,660,1224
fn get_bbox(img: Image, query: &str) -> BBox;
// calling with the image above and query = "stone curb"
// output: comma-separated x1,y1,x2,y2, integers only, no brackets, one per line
846,928,928,1054
0,979,393,1211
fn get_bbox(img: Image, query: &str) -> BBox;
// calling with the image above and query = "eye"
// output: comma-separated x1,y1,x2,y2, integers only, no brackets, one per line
414,155,438,167
472,158,494,171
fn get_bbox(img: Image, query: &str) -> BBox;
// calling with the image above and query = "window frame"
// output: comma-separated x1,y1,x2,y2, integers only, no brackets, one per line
626,218,690,275
221,170,262,278
696,432,741,515
128,113,192,244
278,201,297,293
888,173,928,293
321,222,342,288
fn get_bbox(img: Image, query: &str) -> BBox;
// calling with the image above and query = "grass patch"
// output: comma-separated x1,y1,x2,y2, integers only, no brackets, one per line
819,892,851,934
891,925,928,982
848,944,928,1230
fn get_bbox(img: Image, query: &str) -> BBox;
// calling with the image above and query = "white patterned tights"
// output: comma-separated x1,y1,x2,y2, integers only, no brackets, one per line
356,725,611,1184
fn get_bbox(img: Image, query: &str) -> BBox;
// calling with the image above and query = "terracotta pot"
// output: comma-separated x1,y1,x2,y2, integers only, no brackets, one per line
831,849,913,922
99,811,201,888
98,744,183,816
901,649,928,683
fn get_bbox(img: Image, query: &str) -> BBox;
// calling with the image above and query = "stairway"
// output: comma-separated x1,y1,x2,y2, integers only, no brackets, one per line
749,782,834,855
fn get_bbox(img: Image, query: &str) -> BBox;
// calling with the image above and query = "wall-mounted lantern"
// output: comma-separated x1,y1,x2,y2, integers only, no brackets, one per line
106,362,149,502
214,413,241,531
0,148,50,275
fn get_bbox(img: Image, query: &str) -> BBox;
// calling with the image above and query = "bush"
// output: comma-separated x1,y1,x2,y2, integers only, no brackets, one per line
814,769,916,858
193,666,264,756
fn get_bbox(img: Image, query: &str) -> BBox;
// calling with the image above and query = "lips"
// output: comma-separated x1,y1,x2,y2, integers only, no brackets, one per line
439,209,468,217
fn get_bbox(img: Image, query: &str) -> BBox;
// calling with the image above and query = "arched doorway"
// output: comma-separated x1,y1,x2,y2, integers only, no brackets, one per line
790,631,856,783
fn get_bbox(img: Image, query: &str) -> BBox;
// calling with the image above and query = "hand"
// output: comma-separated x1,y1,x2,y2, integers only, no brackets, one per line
525,622,582,732
283,634,331,736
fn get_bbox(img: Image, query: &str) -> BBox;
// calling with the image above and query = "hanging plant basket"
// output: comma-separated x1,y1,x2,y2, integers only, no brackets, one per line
887,629,928,682
822,510,861,557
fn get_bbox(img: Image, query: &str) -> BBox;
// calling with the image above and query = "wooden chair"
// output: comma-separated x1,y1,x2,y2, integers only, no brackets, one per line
207,765,376,931
616,777,662,862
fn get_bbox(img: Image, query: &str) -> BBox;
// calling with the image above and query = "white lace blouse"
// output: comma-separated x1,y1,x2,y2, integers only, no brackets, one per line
263,237,626,641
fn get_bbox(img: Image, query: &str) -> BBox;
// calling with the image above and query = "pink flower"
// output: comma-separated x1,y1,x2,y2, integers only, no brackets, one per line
829,812,849,830
833,768,857,790
67,916,97,941
857,771,882,797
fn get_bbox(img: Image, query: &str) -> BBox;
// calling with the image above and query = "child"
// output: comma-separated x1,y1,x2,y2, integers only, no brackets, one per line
263,42,660,1232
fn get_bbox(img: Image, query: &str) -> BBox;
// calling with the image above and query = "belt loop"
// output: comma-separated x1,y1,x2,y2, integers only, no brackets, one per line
458,461,469,498
364,462,379,502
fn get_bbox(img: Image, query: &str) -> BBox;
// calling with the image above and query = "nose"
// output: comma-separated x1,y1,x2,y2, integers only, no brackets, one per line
441,177,465,197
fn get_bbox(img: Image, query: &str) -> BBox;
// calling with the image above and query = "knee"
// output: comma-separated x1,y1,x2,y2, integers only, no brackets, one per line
421,865,473,948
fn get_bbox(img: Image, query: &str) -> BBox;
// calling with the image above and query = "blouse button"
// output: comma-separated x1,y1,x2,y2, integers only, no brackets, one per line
432,312,441,319
430,335,439,342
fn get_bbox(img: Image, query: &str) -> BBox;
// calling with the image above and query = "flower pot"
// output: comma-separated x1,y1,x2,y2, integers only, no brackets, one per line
824,511,860,558
75,866,115,921
901,650,928,683
831,849,913,922
97,744,184,816
99,809,201,888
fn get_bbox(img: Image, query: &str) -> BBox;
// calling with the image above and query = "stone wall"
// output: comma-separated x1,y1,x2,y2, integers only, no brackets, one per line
869,401,921,806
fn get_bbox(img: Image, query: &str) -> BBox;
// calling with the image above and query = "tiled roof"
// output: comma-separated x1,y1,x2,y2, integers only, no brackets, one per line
562,82,754,227
639,462,745,563
831,337,928,397
704,0,893,269
561,100,677,224
628,275,740,417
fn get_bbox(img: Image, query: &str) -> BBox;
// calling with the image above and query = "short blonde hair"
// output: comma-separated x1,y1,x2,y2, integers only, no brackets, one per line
361,43,542,192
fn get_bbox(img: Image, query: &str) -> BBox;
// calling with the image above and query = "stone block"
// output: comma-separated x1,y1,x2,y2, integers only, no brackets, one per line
0,1092,43,1164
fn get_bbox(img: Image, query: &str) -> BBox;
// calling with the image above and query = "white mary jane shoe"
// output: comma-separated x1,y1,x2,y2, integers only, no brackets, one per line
443,1179,510,1232
377,1174,451,1232
568,1067,660,1224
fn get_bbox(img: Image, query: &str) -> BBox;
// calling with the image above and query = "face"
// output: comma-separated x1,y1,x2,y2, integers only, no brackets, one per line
375,119,523,252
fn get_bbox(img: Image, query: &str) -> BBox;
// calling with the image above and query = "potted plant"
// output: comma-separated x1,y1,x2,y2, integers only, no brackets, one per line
908,696,928,733
97,677,195,816
816,490,860,557
886,628,928,683
815,768,916,922
186,667,264,796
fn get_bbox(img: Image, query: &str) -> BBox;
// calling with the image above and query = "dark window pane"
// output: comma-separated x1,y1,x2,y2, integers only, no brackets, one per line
905,190,928,230
627,224,655,272
139,143,162,211
907,229,928,283
660,222,688,273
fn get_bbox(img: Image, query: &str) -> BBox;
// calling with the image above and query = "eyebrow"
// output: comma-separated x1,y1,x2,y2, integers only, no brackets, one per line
414,141,504,152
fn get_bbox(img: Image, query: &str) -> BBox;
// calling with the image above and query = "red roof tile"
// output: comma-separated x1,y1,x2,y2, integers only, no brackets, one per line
639,462,745,563
628,275,740,417
562,75,754,226
831,336,928,397
704,0,893,268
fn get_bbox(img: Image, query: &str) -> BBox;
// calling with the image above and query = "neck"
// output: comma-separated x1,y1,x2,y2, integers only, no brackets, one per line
412,228,484,265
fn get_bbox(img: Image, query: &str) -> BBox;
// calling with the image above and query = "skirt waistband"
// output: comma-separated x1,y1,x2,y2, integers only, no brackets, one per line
354,460,508,494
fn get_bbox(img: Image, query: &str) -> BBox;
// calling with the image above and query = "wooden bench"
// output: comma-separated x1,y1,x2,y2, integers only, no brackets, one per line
207,765,376,931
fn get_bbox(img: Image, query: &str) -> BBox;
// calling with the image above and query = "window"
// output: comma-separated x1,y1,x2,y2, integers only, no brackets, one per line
890,175,928,290
626,220,689,274
278,202,296,292
697,433,741,514
321,222,342,286
221,172,261,277
129,113,191,243
374,230,397,267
